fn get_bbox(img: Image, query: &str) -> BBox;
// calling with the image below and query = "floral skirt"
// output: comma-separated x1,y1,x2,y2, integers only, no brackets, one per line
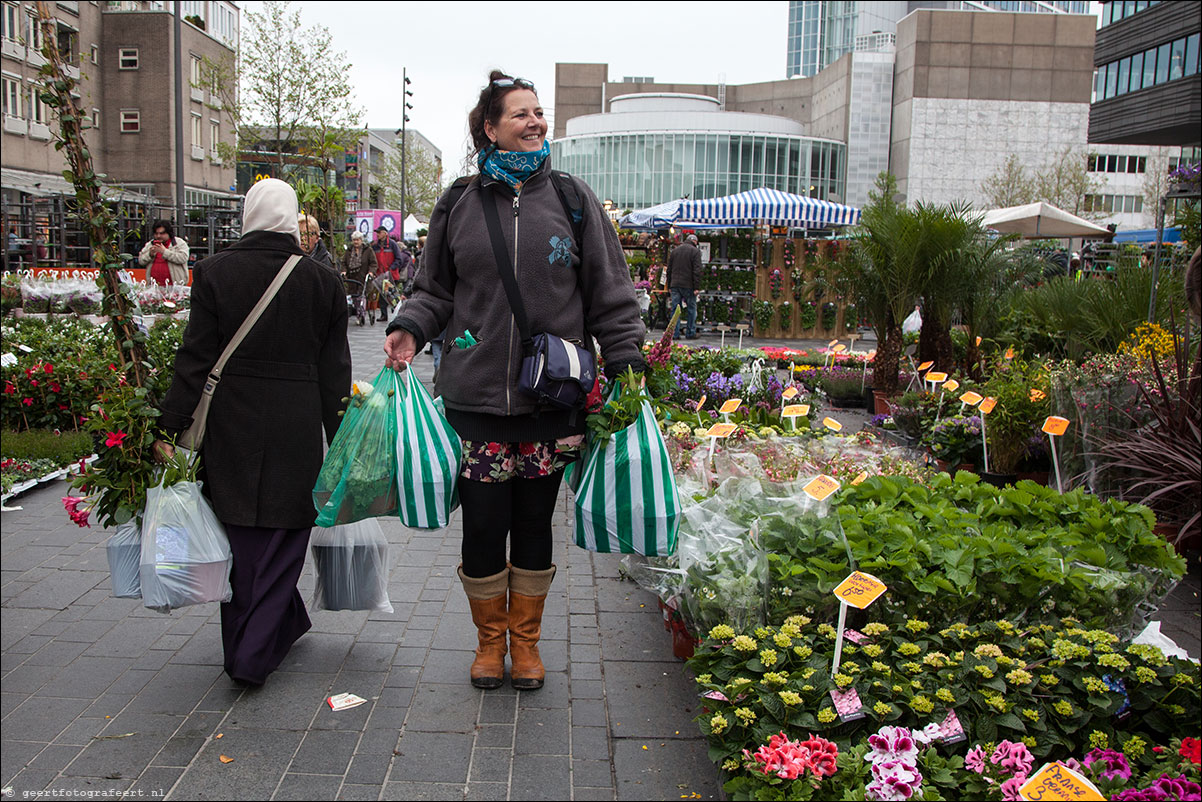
460,437,584,483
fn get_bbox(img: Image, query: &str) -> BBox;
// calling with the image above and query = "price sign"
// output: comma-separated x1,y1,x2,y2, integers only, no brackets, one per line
926,372,948,383
703,423,738,438
782,386,799,400
851,471,869,486
975,336,982,346
943,379,960,393
828,339,839,348
1042,416,1070,436
1030,388,1047,402
803,474,841,501
979,396,998,414
1005,347,1015,360
782,404,810,417
823,417,843,432
959,391,984,406
1018,762,1105,801
866,350,877,360
832,571,887,609
719,399,742,415
918,361,935,371
696,394,707,410
832,344,847,354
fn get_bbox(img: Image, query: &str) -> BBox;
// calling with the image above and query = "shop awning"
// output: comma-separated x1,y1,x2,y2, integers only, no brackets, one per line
1111,227,1182,244
677,188,861,228
982,201,1110,239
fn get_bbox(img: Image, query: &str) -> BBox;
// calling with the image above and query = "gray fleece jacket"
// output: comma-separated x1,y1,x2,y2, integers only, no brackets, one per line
388,160,646,442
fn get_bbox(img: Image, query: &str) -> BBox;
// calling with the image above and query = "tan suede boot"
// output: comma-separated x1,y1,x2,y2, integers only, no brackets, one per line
508,564,556,690
458,565,509,690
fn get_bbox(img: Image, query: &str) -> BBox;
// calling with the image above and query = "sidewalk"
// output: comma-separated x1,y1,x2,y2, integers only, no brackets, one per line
1,323,719,801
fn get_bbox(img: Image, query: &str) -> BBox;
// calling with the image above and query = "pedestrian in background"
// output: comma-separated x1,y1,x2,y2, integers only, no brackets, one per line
383,69,645,692
138,219,190,286
154,178,351,687
299,214,335,272
370,226,406,323
667,233,702,339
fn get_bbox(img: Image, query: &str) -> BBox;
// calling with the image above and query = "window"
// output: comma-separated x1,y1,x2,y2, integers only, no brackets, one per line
1130,52,1143,90
24,12,43,51
2,75,21,118
120,109,139,132
90,43,97,64
1138,156,1147,172
29,83,46,123
118,47,137,70
1116,56,1130,96
1104,62,1116,98
189,54,200,87
2,4,18,41
1169,38,1186,81
1155,42,1170,84
1142,46,1157,89
1187,34,1200,77
190,112,201,145
209,119,219,154
90,107,98,129
1127,155,1139,173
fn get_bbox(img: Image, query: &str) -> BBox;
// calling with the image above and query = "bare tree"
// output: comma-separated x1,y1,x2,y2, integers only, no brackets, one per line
379,143,444,221
1142,151,1173,228
980,154,1035,209
1033,146,1104,220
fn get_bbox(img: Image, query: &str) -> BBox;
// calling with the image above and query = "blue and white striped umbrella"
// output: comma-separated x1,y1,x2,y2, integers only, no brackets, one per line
618,199,685,230
677,188,860,228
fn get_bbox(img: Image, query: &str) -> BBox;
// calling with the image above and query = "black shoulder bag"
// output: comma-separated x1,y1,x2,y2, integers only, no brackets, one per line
479,189,595,410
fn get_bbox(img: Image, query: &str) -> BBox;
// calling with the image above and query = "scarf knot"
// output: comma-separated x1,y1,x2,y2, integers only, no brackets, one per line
478,141,550,193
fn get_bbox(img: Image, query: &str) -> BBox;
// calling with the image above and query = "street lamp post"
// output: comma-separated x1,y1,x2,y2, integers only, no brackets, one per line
401,70,413,239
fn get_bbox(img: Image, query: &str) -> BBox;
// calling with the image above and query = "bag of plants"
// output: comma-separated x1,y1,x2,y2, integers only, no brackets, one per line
140,476,233,613
395,369,461,529
106,519,142,599
314,368,401,527
309,519,393,613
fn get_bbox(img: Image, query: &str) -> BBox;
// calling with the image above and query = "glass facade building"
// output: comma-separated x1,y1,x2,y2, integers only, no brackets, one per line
553,133,847,210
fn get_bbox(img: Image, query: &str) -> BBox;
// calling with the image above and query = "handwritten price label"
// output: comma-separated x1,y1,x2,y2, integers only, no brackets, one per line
803,474,841,501
943,379,960,393
976,336,983,346
1018,762,1105,801
782,404,810,417
823,417,843,432
959,391,984,406
866,350,877,359
832,571,887,609
918,361,935,372
704,423,738,438
1030,388,1047,402
696,394,707,410
832,344,847,353
782,386,799,400
719,399,742,415
926,372,948,383
979,396,998,415
828,339,839,348
1042,416,1070,436
851,471,869,486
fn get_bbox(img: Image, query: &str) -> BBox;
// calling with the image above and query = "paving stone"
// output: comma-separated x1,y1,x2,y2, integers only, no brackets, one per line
292,729,361,776
473,724,514,749
510,753,571,800
344,752,391,786
468,746,511,783
169,727,304,799
381,781,465,800
275,773,344,800
571,660,603,681
166,624,224,667
51,716,109,747
0,608,58,651
358,621,407,643
337,783,384,800
343,641,399,673
464,782,509,800
6,569,106,610
5,768,59,794
25,638,91,666
356,727,402,756
1,740,44,787
598,612,678,662
516,674,570,710
405,683,479,734
24,743,82,773
513,707,570,756
571,725,611,760
391,647,428,667
4,696,91,743
384,665,422,687
390,731,473,783
223,672,336,731
604,661,701,739
195,683,245,712
573,786,617,800
573,757,615,788
399,627,435,649
375,685,414,709
478,692,517,725
7,634,54,655
84,617,174,659
150,736,207,768
309,610,371,635
612,737,721,800
81,596,143,622
43,776,135,796
128,766,183,797
121,663,221,716
418,648,472,683
571,699,608,728
40,656,130,699
60,728,168,779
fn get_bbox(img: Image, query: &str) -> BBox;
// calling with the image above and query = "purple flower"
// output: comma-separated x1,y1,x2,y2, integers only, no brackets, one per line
1111,788,1170,801
965,745,988,774
991,741,1034,777
1151,775,1202,801
1083,748,1132,781
867,759,923,801
1000,776,1029,801
866,726,919,765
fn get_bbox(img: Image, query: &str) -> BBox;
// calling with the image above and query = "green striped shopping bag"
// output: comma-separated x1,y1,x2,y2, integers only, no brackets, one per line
395,370,461,529
571,397,680,556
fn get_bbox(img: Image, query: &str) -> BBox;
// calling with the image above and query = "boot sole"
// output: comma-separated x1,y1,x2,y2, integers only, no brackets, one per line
511,678,544,690
471,676,504,690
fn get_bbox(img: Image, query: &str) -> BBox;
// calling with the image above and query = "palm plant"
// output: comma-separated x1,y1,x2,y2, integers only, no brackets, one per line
914,201,982,371
958,233,1038,374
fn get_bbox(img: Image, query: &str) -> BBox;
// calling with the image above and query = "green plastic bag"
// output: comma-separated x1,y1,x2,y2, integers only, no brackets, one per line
313,367,400,526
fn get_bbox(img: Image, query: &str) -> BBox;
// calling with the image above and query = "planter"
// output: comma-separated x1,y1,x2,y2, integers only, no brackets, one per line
934,459,975,474
978,471,1018,488
312,543,390,611
827,395,866,410
872,390,894,416
106,521,141,599
671,619,698,660
1016,470,1050,486
141,559,231,611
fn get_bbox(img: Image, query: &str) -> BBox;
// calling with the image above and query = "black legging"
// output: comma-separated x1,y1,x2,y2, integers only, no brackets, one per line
459,473,564,577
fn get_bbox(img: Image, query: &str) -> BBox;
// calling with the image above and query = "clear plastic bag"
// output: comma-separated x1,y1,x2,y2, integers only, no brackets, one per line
309,519,393,613
314,368,401,526
106,520,142,599
19,277,53,313
140,480,233,613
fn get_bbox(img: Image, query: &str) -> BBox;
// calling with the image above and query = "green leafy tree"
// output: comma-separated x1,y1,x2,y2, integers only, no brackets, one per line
378,142,444,222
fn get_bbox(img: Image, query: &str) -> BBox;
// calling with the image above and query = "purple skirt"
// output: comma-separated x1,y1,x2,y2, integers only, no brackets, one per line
220,524,312,685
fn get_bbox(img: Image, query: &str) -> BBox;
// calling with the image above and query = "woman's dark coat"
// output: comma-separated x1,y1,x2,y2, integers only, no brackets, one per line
158,230,352,528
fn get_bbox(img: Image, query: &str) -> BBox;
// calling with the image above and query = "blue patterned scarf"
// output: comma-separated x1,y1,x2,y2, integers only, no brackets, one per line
478,140,550,193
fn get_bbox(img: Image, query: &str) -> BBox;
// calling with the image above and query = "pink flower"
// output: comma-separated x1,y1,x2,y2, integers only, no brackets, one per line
867,759,923,801
1084,748,1132,781
1000,775,1028,801
991,741,1034,777
867,726,919,765
965,745,988,774
104,431,127,448
1151,774,1201,800
61,496,91,528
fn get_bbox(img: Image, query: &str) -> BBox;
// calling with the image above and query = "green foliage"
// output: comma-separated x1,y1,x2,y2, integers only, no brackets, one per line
586,369,660,446
979,356,1050,474
776,301,792,330
753,301,774,335
1,429,93,463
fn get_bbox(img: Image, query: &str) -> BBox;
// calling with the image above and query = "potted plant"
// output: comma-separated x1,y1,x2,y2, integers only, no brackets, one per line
980,359,1049,487
817,366,869,409
922,414,983,472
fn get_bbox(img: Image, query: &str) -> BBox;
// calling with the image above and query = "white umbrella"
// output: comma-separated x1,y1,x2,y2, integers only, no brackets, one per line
982,201,1110,239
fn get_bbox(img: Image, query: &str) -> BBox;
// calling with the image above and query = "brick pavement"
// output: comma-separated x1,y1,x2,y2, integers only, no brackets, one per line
4,320,1198,801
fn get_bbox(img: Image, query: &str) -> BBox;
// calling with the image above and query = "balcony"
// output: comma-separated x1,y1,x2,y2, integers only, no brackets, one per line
2,39,23,60
63,63,79,80
29,122,51,140
26,50,46,68
190,144,205,161
4,116,28,135
190,86,204,103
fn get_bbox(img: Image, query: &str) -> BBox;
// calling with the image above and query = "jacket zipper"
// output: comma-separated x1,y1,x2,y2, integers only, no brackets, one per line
506,192,521,415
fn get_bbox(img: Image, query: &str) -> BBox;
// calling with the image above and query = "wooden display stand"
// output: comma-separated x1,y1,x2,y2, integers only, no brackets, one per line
754,238,858,340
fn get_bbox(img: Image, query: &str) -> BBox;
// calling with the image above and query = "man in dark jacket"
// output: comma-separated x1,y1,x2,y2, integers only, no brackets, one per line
667,233,703,339
370,227,407,322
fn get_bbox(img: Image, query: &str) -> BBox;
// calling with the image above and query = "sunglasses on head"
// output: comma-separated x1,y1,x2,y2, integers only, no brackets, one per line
486,76,536,113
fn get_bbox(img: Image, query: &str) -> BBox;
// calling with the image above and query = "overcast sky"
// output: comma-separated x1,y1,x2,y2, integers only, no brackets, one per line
284,1,789,175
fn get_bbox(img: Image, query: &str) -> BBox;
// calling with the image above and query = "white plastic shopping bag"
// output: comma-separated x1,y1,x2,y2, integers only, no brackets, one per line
106,519,142,599
140,479,232,613
309,519,393,613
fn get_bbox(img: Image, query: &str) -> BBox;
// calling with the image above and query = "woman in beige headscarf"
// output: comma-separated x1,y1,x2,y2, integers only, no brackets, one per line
156,178,351,686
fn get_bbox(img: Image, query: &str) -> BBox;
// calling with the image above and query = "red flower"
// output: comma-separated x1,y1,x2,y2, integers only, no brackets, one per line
1181,738,1201,764
3,381,13,394
518,442,538,456
43,363,53,374
22,397,33,406
798,735,839,778
485,442,503,455
29,379,38,387
105,431,127,448
24,367,34,377
50,383,61,393
108,363,117,371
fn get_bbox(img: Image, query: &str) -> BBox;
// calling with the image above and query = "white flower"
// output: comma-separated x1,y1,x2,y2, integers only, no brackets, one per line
912,723,942,746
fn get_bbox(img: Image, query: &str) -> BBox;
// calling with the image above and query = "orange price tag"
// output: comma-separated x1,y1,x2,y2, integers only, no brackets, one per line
925,372,948,383
832,571,887,609
782,404,810,417
975,336,982,346
782,386,799,400
719,399,742,415
822,417,843,432
832,344,846,353
943,379,960,393
1030,388,1047,402
979,397,998,414
704,423,738,438
696,394,707,410
803,474,841,501
1042,416,1069,436
866,350,877,360
959,391,984,406
1005,347,1015,360
1018,762,1105,801
851,471,869,486
828,339,839,348
918,361,935,371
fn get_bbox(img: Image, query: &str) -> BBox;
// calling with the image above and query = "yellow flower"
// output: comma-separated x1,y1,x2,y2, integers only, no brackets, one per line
923,652,948,668
863,644,884,658
1021,708,1040,722
834,673,854,688
936,688,956,704
984,692,1008,712
973,644,1003,659
710,714,728,734
801,684,814,692
730,677,752,687
1097,653,1130,671
1027,637,1047,650
996,655,1015,667
722,758,740,772
817,707,837,723
974,665,995,679
909,696,934,713
734,707,756,726
762,672,787,687
1039,674,1060,687
708,624,736,641
1052,639,1090,660
898,642,921,656
802,668,817,679
1021,736,1037,749
780,622,803,639
1053,700,1073,716
785,614,812,628
905,619,930,633
861,623,890,636
817,623,837,640
779,691,803,706
732,635,757,653
759,648,778,668
841,661,861,675
902,662,923,675
754,627,771,640
1126,643,1168,666
696,674,713,685
1089,731,1109,749
871,661,890,674
874,701,893,716
773,633,792,649
1005,669,1034,687
1134,666,1157,684
995,620,1016,634
1173,674,1194,687
793,645,813,660
1083,677,1107,694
